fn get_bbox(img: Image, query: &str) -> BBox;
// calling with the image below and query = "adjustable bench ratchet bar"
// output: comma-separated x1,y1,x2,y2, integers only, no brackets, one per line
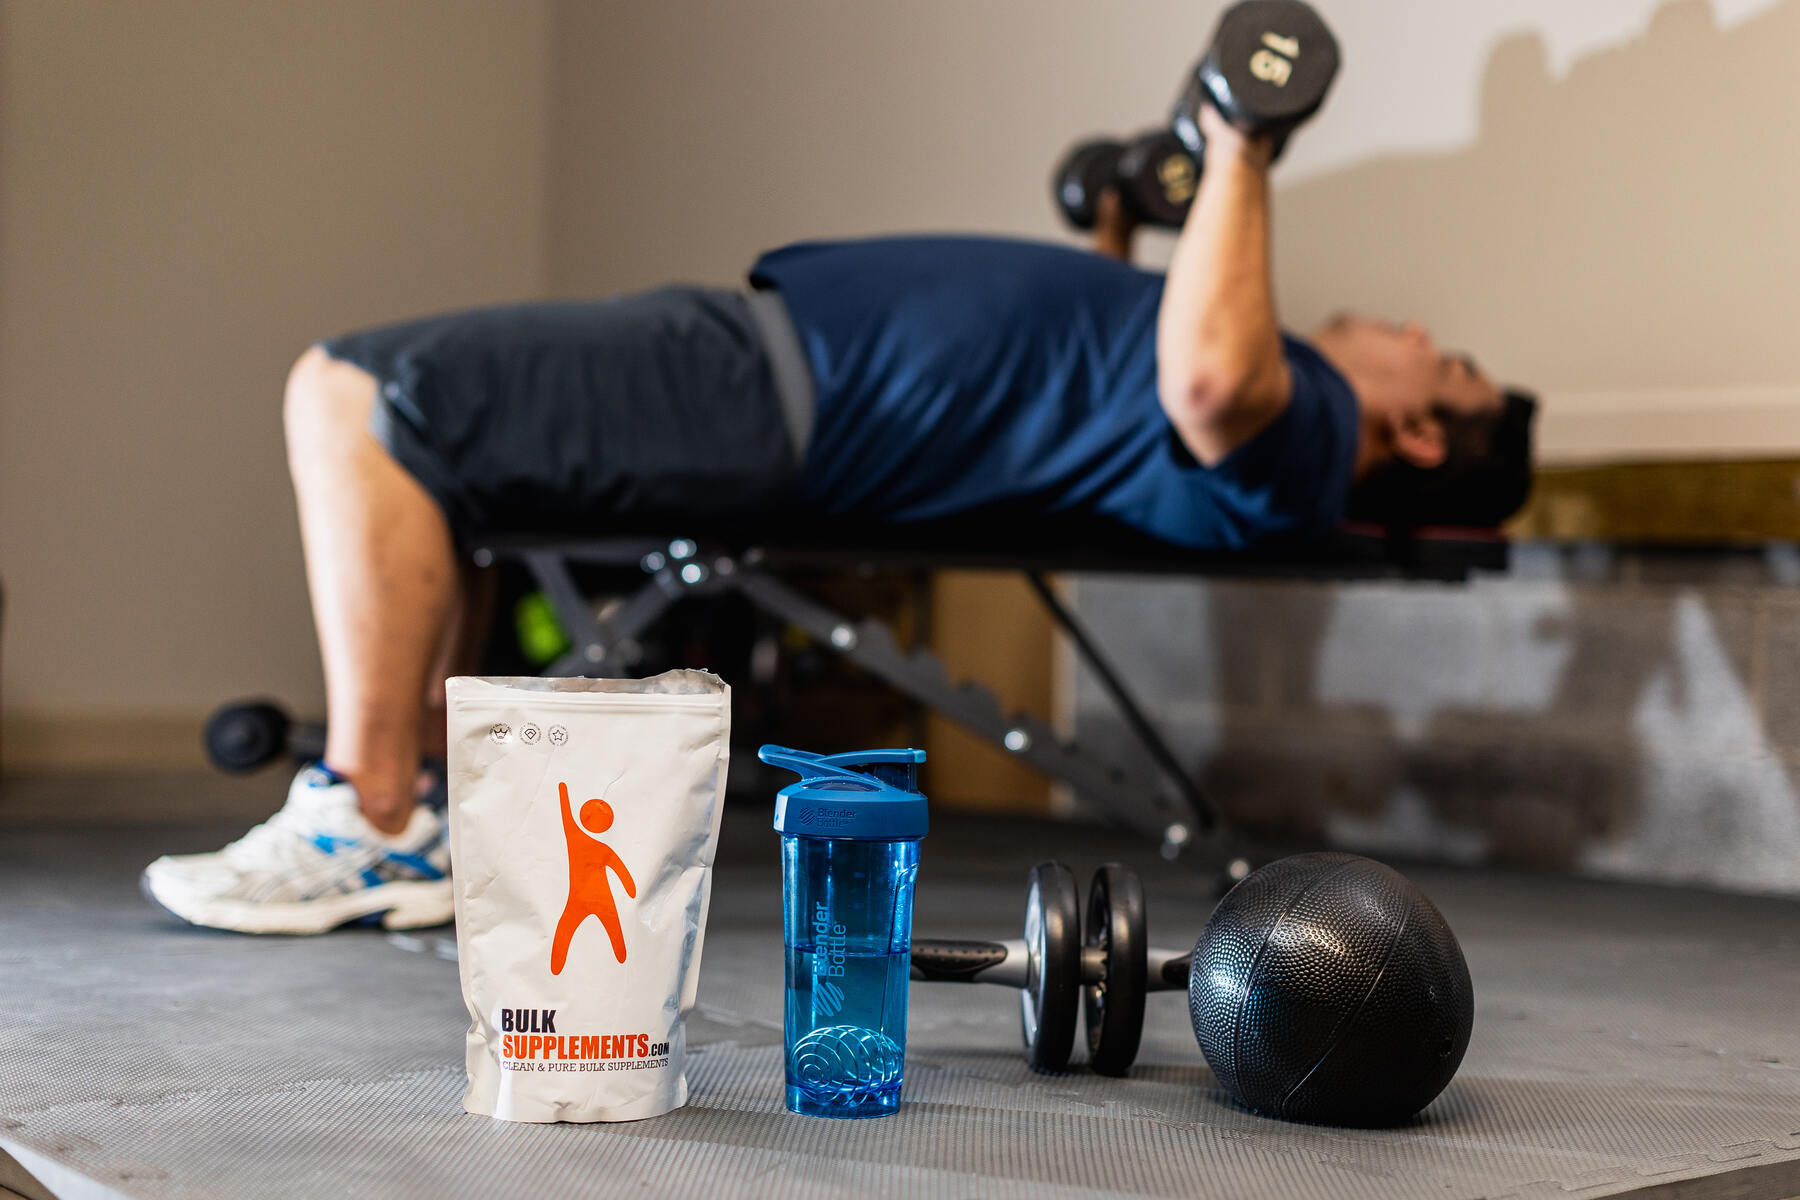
480,536,1250,873
1024,572,1221,840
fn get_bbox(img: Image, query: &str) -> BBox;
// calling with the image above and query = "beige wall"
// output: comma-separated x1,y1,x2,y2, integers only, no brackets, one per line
1273,0,1800,463
5,0,1797,763
548,0,1800,460
543,0,1800,808
0,0,552,761
545,0,1190,293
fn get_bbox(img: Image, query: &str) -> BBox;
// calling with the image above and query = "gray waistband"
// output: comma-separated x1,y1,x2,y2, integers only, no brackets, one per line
743,287,815,463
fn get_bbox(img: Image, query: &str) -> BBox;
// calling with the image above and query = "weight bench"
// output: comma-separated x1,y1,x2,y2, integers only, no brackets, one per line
470,520,1508,878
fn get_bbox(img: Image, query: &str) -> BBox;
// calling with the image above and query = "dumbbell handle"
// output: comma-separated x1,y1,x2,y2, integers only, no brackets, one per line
912,937,1190,993
909,938,1029,988
1148,946,1191,992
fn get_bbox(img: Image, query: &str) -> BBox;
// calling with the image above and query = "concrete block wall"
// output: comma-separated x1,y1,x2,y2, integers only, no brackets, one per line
1069,551,1800,895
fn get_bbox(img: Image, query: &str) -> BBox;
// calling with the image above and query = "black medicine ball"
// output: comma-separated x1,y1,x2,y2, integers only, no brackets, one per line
1188,852,1473,1126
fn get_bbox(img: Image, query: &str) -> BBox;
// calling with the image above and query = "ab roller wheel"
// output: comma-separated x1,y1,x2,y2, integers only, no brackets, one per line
912,859,1186,1076
1083,864,1149,1077
1020,861,1082,1072
910,860,1086,1071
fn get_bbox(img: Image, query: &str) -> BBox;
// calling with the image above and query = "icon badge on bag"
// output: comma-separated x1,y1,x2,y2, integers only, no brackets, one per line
520,724,542,746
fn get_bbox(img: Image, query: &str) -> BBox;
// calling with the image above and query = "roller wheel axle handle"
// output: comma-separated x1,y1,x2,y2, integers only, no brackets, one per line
910,938,1029,987
1149,947,1192,992
908,864,1223,1077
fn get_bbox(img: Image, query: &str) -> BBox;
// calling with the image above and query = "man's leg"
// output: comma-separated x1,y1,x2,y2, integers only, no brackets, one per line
284,345,457,835
140,344,458,933
146,288,793,933
418,560,496,763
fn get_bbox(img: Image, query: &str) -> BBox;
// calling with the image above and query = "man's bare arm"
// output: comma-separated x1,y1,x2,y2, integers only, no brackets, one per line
1089,189,1137,263
1155,107,1291,466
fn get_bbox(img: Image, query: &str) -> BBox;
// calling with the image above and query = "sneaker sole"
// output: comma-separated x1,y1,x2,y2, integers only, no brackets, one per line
140,873,454,935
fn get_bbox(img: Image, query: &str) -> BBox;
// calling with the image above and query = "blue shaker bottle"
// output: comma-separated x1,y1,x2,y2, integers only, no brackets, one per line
760,745,929,1118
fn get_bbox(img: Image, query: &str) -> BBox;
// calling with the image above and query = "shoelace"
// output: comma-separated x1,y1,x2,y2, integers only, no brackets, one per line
222,793,369,874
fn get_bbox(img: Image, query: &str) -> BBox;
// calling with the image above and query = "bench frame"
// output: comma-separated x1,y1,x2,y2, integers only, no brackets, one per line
473,529,1507,880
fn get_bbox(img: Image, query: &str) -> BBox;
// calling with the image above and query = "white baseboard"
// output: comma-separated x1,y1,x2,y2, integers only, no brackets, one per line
1537,385,1800,465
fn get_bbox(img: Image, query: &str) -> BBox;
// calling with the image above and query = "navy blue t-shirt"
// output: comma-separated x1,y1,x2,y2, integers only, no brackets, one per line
749,236,1357,549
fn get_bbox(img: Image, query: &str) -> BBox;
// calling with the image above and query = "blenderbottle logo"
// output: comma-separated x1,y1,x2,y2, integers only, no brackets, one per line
811,901,847,1017
815,979,844,1018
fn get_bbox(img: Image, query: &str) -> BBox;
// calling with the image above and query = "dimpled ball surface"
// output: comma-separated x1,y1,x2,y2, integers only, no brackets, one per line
1188,852,1473,1126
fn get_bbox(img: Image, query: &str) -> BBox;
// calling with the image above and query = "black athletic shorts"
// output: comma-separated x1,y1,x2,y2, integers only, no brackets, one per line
318,287,806,544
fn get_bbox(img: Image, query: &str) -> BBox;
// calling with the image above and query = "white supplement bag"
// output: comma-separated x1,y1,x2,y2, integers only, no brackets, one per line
445,671,731,1123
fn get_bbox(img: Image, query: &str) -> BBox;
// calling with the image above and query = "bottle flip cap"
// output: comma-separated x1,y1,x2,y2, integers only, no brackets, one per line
761,744,929,841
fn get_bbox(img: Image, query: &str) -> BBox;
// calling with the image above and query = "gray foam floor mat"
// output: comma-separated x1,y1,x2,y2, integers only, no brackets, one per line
4,805,1800,1200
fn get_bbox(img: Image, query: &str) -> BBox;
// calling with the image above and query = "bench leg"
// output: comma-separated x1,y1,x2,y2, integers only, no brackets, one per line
505,540,1249,874
522,550,681,678
734,568,1245,871
1023,572,1224,848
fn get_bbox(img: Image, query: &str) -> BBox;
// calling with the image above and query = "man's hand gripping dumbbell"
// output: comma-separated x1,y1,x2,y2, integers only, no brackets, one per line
1051,0,1340,241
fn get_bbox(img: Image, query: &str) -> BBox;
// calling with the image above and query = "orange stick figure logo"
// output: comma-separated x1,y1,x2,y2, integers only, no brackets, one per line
550,780,637,974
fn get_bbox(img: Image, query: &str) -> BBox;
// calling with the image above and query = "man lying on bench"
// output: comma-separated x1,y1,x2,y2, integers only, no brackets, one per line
143,101,1535,934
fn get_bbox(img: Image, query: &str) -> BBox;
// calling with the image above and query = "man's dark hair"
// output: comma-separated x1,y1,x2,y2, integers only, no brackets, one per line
1345,389,1538,530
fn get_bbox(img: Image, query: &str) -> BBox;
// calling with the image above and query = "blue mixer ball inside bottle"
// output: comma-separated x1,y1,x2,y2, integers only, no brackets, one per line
762,745,929,1118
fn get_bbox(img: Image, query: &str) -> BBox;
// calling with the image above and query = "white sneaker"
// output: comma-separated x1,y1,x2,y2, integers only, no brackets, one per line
141,765,454,934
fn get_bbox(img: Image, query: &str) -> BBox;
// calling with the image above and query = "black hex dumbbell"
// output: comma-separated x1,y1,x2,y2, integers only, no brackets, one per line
910,860,1190,1075
203,699,324,773
1171,0,1340,166
1052,129,1199,232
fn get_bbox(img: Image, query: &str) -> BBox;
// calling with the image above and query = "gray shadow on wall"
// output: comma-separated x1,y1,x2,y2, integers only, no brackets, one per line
1182,564,1799,882
1159,0,1800,882
1271,0,1800,388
